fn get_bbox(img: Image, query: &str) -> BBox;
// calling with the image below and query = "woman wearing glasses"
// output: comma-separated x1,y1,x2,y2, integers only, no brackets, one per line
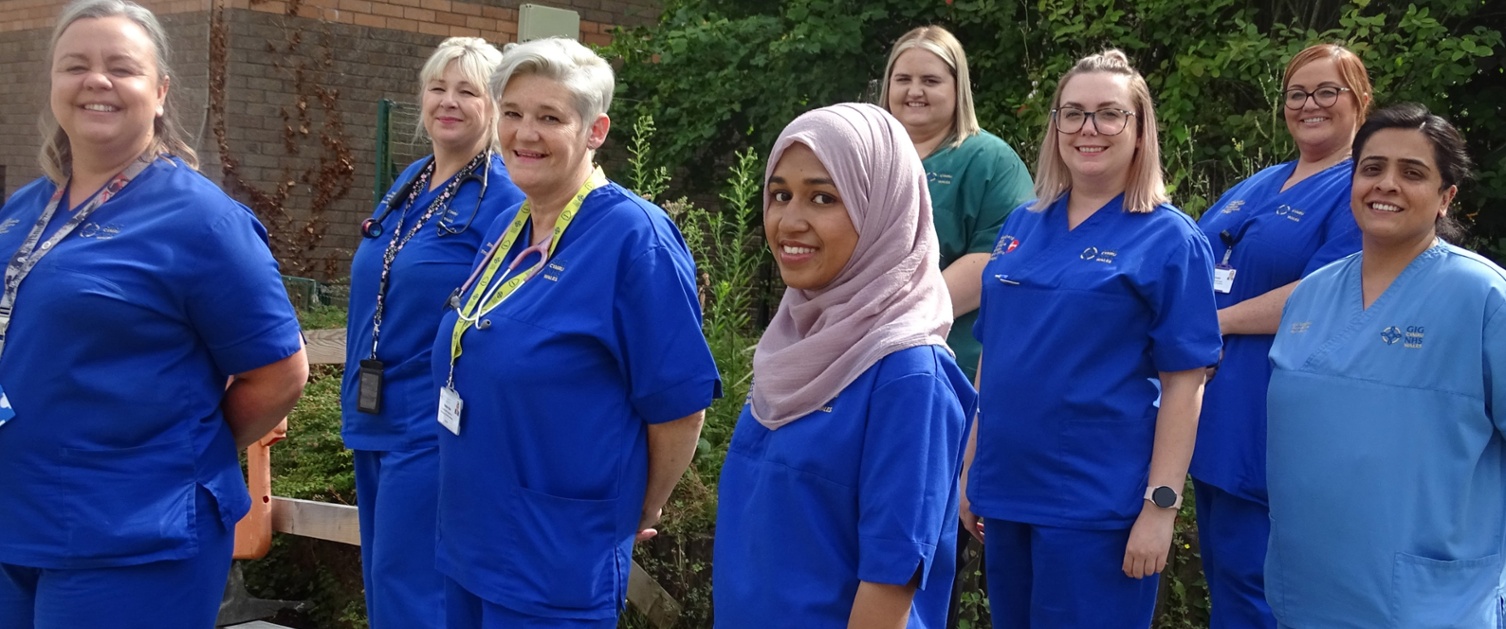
431,38,719,627
962,49,1220,627
1189,43,1368,629
341,37,523,628
880,25,1033,382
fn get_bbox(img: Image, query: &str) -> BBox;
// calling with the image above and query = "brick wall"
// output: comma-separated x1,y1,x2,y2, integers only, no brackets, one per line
0,0,661,276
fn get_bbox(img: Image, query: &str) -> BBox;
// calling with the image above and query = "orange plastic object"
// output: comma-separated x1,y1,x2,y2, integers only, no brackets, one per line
232,419,288,560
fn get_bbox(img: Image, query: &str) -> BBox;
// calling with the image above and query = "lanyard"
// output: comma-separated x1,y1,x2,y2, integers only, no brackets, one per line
369,150,488,360
0,153,155,360
446,167,605,383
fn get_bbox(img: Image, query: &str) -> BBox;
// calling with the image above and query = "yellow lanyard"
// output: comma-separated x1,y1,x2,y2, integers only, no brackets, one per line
447,167,605,372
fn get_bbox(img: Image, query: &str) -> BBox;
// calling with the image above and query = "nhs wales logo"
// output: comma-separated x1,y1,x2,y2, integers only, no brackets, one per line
1380,325,1425,349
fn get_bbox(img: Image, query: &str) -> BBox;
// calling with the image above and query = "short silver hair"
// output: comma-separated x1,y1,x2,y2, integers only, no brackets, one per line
490,37,614,124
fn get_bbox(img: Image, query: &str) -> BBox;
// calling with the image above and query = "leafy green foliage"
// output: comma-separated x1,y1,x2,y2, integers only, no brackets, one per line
608,0,1504,256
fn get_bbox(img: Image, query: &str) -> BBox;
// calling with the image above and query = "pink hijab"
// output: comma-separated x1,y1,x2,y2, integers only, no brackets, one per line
750,103,953,430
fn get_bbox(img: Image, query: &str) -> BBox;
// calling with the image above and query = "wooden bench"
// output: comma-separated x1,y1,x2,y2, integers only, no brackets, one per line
223,329,681,628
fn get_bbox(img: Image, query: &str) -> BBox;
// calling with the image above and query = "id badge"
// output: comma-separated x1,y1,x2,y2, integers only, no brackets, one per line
1213,265,1236,294
0,385,13,428
356,359,384,414
438,386,463,435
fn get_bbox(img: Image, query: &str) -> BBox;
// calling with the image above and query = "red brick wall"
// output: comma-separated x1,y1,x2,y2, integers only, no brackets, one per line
0,0,660,275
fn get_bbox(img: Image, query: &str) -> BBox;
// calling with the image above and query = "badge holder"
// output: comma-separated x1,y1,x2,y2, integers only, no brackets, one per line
1214,264,1236,294
0,387,13,428
356,359,384,414
438,385,463,435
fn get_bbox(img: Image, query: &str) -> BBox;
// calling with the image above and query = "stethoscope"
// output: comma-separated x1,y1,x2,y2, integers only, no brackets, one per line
361,152,490,239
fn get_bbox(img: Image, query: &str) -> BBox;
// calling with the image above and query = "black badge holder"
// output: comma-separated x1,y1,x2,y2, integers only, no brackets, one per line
356,359,384,414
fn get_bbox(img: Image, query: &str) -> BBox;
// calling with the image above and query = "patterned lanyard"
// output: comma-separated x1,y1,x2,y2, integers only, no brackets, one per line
0,153,155,360
368,151,488,360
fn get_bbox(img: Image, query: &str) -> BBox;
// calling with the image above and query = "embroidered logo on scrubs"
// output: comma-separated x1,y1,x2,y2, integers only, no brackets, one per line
1288,321,1311,334
0,219,18,234
1274,204,1306,222
1380,326,1403,345
1221,200,1245,214
928,171,952,185
1080,247,1117,264
1403,326,1424,349
542,259,566,282
992,235,1019,258
77,222,122,240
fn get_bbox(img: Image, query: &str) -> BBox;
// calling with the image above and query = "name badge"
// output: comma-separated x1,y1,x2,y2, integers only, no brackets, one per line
1213,265,1236,294
356,359,383,414
0,385,14,428
437,386,463,435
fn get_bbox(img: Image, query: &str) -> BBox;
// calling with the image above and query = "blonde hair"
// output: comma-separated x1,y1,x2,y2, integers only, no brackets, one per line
490,37,614,126
417,37,504,151
879,25,979,150
39,0,195,183
1032,49,1167,214
1282,43,1373,125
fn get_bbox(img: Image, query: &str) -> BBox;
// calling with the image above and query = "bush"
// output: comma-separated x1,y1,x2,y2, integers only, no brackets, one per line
607,0,1503,257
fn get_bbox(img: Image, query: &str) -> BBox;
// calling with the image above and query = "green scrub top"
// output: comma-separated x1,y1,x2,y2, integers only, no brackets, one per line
923,130,1034,380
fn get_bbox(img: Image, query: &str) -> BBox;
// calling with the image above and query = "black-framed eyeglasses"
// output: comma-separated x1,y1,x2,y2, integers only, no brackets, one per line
1283,86,1351,110
1052,107,1135,136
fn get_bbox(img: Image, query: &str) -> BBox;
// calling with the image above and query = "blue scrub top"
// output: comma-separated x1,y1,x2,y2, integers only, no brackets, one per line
1266,243,1506,628
713,345,976,629
341,154,522,451
970,194,1221,529
431,182,722,619
0,158,304,569
1190,160,1360,502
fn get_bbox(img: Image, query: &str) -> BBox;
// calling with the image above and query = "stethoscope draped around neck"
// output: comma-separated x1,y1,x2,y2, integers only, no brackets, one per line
361,151,491,239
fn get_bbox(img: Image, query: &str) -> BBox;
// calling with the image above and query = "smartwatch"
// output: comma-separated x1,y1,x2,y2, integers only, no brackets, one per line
1145,485,1182,510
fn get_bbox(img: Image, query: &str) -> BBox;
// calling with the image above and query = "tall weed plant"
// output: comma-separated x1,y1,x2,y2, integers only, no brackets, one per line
623,114,772,628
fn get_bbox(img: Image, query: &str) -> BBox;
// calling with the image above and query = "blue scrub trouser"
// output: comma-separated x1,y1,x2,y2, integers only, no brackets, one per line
0,487,232,629
355,447,444,629
444,577,617,629
984,519,1158,629
1192,478,1277,629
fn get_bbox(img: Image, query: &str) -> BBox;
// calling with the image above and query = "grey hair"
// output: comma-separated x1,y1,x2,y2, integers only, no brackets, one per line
490,37,614,125
39,0,195,183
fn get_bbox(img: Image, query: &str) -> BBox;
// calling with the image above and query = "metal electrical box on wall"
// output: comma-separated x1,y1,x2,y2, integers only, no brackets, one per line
518,4,581,41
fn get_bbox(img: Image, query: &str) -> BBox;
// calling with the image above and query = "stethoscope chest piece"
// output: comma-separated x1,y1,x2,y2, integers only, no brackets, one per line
361,217,385,239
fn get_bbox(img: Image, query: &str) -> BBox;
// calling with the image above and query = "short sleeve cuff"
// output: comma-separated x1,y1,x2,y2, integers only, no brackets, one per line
857,535,935,589
1152,342,1222,373
213,317,304,375
633,376,723,424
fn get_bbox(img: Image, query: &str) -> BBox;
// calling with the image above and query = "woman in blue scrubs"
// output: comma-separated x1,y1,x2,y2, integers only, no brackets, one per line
712,103,976,628
431,37,721,628
1266,104,1506,628
0,2,308,627
1189,44,1369,629
342,37,523,629
964,49,1222,628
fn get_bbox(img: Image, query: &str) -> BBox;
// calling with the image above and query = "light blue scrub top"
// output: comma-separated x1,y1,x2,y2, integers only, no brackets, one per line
971,194,1221,529
0,158,304,569
1191,160,1360,502
430,182,722,619
1266,243,1506,628
341,154,522,451
712,345,976,629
